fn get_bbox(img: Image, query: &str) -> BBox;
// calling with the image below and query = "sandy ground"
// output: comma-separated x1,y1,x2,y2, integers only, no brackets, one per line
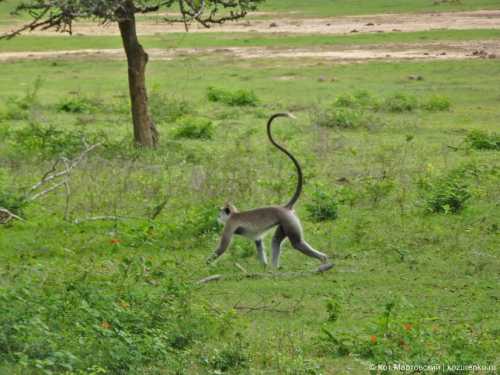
1,10,499,36
1,40,498,62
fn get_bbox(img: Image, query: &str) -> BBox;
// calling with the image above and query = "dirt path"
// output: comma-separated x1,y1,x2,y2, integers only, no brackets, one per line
1,10,499,36
1,40,498,62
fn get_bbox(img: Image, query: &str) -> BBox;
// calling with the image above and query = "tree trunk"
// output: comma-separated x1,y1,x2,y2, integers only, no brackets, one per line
118,5,158,148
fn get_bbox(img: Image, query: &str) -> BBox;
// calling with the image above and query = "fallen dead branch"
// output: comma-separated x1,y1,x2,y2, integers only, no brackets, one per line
73,215,134,224
0,207,25,224
26,143,101,203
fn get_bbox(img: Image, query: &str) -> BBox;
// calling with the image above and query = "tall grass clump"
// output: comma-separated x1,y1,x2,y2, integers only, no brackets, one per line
207,86,258,106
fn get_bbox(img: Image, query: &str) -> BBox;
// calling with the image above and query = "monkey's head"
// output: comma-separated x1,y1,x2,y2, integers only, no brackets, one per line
218,202,237,224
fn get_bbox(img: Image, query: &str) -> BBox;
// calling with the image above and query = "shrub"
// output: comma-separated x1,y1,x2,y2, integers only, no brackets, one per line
421,95,451,111
207,86,258,106
305,188,338,221
313,108,364,129
204,337,249,373
465,130,500,151
380,93,418,112
172,115,214,140
422,171,471,214
57,94,99,114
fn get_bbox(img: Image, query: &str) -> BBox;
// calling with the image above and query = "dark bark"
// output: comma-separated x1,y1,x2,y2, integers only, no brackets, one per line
117,3,158,148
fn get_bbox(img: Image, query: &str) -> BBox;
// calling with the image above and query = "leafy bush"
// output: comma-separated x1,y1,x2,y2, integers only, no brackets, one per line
305,188,338,221
0,262,227,374
149,90,193,122
421,94,451,111
207,86,258,106
465,130,500,151
313,108,365,129
57,94,100,114
172,115,214,140
422,170,471,214
380,93,418,112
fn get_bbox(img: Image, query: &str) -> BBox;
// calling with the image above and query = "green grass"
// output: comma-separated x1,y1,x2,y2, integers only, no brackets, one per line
259,0,500,17
0,56,499,373
1,28,500,52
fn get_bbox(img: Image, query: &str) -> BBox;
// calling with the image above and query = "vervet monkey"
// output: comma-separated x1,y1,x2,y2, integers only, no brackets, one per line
207,113,329,268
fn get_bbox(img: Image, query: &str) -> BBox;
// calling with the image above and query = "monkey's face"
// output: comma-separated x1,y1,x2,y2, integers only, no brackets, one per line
218,203,236,224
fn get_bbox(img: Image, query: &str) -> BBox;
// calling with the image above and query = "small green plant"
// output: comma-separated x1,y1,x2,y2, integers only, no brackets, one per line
57,94,99,114
207,86,258,106
465,130,500,151
305,188,338,221
172,115,214,140
421,94,451,111
380,93,417,112
422,170,471,214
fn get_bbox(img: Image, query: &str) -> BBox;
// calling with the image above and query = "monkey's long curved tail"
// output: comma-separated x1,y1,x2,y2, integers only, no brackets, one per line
266,113,303,209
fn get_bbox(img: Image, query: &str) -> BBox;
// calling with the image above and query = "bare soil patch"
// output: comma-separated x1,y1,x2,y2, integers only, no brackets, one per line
1,40,498,63
1,10,499,36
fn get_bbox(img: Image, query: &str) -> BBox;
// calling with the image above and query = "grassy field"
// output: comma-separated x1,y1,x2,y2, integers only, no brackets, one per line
0,0,499,374
258,0,500,16
1,29,500,52
1,0,500,22
0,52,499,374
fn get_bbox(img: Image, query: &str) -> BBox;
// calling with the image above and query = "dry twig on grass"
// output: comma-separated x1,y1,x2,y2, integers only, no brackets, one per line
0,207,25,224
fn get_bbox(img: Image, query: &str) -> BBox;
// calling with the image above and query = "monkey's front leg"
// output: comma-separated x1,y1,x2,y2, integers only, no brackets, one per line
206,225,234,264
255,239,268,266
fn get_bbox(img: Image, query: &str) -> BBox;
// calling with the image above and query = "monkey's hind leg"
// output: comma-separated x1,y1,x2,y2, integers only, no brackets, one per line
255,239,268,266
271,226,286,268
290,238,328,264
